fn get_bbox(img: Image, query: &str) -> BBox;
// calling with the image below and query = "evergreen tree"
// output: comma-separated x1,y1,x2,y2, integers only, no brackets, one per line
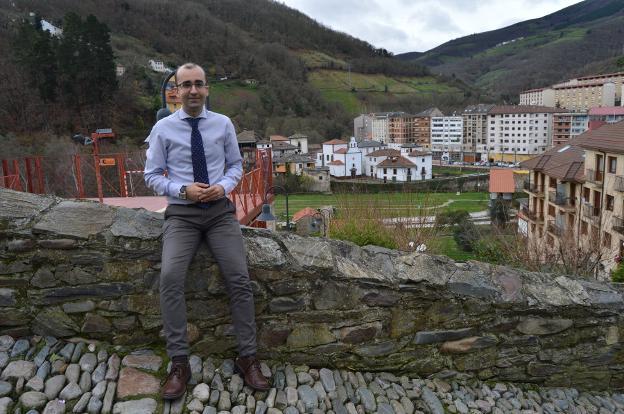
12,17,58,102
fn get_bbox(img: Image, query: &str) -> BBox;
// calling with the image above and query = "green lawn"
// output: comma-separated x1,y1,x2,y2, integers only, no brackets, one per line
273,191,489,219
428,234,477,261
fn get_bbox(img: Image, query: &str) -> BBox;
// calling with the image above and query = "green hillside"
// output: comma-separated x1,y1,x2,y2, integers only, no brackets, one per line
398,0,624,100
0,0,476,145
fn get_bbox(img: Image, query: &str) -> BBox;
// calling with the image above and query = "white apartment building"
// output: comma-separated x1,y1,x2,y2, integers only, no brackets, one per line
519,88,555,107
430,116,463,161
486,106,558,162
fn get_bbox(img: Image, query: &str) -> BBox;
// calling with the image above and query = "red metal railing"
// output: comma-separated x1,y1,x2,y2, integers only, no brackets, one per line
1,149,272,226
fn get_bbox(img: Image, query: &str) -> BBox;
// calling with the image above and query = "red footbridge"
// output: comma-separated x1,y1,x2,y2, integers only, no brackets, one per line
1,148,274,227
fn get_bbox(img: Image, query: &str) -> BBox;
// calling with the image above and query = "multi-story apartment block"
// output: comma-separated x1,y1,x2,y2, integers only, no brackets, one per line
414,108,443,149
463,104,495,162
519,88,555,107
570,113,590,137
518,142,585,266
553,82,616,112
388,113,417,145
430,116,463,161
519,121,624,280
354,114,373,140
520,71,624,112
486,106,557,162
574,122,624,277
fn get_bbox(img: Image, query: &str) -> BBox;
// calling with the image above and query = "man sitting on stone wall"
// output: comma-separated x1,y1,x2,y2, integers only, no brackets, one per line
144,62,270,399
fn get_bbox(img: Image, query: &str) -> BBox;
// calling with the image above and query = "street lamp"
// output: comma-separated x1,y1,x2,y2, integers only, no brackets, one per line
257,185,290,230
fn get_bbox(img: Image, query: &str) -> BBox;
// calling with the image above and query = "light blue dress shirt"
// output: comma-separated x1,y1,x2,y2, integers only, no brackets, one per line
144,108,243,205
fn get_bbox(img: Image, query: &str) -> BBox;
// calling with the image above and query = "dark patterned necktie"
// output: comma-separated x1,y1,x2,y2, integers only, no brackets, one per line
186,117,210,184
186,117,210,207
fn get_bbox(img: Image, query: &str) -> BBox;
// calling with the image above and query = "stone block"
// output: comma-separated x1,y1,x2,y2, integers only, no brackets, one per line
82,313,112,333
0,289,16,307
287,325,335,349
38,239,77,249
516,317,573,336
0,188,55,220
414,328,475,345
32,307,79,337
116,367,160,399
269,296,305,313
440,336,498,354
63,300,96,314
33,200,115,239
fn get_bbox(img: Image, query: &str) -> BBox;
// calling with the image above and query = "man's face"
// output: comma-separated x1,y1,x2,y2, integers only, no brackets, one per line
176,66,208,114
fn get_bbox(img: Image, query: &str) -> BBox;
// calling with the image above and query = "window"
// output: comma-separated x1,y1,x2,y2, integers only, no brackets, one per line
608,156,617,174
383,168,387,174
393,168,397,174
607,195,614,211
603,231,612,248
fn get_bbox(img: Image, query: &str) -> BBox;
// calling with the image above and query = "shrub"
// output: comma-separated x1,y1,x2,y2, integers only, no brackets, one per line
453,220,480,252
612,263,624,282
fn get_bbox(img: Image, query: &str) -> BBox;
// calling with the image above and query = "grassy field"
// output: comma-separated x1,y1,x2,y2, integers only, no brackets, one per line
273,191,489,219
309,70,461,95
428,234,477,261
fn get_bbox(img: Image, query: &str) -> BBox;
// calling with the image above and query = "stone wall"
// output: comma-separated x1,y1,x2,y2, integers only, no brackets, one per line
330,174,488,193
1,188,624,390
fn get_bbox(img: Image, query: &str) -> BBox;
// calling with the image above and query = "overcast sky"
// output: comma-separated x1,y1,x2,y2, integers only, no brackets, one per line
281,0,582,54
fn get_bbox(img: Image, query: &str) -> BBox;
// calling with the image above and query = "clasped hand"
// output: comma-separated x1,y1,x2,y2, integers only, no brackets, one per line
186,183,224,202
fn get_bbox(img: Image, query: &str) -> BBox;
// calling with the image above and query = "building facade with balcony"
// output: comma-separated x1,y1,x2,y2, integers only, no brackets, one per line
518,142,585,264
574,121,624,277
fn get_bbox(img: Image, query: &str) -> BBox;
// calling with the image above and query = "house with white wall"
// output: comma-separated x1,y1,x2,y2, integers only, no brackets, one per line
374,156,417,182
364,149,401,177
405,150,433,180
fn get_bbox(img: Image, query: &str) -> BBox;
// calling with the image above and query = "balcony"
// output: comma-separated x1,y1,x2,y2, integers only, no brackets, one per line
547,220,565,236
613,216,624,235
614,176,624,192
523,181,545,196
585,169,603,185
548,190,575,210
582,203,600,224
520,205,544,223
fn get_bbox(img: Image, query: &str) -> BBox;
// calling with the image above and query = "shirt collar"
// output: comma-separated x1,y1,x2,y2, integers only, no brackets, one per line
178,107,208,120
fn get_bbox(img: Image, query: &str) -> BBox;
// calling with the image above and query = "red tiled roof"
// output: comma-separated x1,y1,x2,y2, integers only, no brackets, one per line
577,71,624,81
408,150,431,157
489,169,515,194
328,160,344,166
334,148,348,154
323,139,347,145
376,156,415,168
366,149,401,157
574,120,624,154
270,135,288,141
554,82,606,90
489,105,559,114
292,207,318,223
588,106,624,116
520,142,585,182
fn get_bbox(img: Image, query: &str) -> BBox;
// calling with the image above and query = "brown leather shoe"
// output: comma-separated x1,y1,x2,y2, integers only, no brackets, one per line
235,356,271,391
161,360,191,400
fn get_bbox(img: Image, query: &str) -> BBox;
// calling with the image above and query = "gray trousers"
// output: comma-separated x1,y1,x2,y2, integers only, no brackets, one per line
160,199,257,358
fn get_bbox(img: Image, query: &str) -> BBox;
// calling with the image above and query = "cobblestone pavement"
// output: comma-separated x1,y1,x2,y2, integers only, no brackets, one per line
1,335,623,414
